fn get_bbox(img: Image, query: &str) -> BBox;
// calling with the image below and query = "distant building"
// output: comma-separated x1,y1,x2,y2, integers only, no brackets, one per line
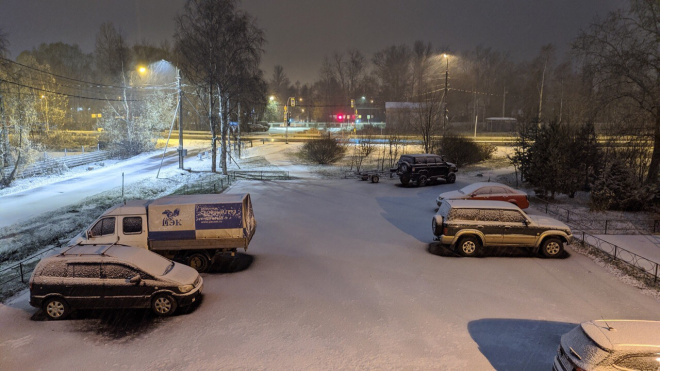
485,117,517,132
385,102,424,132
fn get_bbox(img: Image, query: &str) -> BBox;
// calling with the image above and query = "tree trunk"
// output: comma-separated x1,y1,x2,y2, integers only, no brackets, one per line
645,118,660,185
219,88,227,175
209,82,216,173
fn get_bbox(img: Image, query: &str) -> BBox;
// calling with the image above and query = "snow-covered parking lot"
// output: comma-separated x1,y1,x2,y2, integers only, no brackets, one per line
0,176,660,370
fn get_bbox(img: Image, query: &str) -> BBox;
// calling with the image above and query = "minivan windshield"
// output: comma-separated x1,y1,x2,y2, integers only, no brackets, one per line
109,247,174,276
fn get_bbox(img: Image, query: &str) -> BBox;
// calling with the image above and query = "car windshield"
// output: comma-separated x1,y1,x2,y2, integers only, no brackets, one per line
114,248,174,276
460,184,484,195
562,326,610,366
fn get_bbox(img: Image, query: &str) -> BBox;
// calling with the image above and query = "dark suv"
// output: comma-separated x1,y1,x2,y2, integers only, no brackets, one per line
432,200,573,257
29,244,203,320
391,154,458,186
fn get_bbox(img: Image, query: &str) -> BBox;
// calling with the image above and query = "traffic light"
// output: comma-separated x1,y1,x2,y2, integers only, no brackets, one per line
350,99,355,108
290,98,295,107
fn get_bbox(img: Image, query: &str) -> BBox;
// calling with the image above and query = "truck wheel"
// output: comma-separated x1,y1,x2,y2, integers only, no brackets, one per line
187,252,210,273
151,294,177,317
446,173,456,184
43,296,70,320
541,237,564,258
400,175,410,186
371,175,379,183
417,175,428,187
456,236,481,257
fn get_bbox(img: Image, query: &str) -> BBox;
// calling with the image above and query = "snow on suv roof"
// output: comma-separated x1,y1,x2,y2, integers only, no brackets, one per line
581,320,660,352
445,200,521,210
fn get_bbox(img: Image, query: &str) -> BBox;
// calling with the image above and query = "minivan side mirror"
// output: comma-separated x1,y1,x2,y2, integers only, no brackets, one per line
127,274,142,284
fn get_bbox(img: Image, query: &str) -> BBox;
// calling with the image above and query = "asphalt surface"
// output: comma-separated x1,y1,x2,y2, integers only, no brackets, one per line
0,178,660,370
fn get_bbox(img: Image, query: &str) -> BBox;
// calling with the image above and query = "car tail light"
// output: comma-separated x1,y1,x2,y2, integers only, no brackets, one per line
443,227,448,235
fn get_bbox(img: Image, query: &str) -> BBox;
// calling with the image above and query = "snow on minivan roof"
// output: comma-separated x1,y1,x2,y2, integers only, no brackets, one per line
55,244,172,276
445,200,521,209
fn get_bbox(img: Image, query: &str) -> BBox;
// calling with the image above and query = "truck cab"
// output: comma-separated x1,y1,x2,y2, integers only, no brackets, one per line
71,200,151,250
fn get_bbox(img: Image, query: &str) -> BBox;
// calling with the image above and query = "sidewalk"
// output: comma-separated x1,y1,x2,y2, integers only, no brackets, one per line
589,234,660,264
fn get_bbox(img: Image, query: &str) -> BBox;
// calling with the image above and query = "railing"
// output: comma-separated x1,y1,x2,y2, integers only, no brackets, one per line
228,170,291,181
0,245,58,300
530,196,660,285
531,197,659,235
3,150,111,179
574,231,660,286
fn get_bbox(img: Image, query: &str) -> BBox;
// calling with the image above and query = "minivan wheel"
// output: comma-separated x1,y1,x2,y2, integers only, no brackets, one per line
187,252,210,272
43,297,69,320
417,175,428,187
152,294,177,317
457,236,481,257
541,238,564,258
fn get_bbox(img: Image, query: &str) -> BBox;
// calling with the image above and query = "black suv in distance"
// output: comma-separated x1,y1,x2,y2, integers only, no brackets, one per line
29,244,203,320
391,154,458,186
432,200,573,257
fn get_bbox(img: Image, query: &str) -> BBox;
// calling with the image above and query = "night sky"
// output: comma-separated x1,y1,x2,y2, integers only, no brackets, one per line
1,0,630,84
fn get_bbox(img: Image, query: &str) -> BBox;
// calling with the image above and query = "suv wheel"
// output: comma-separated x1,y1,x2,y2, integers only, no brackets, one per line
417,175,428,187
541,237,564,258
400,175,411,186
152,294,177,317
432,215,444,236
457,236,481,257
400,163,409,173
43,296,70,320
446,173,456,184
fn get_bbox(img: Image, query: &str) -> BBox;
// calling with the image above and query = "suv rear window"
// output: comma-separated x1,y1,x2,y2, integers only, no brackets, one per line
501,210,525,223
449,208,479,221
40,261,68,277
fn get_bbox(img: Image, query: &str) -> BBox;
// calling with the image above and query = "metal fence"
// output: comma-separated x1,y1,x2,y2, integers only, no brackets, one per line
531,197,659,235
3,150,111,179
530,197,660,285
228,170,291,181
574,231,660,286
0,246,58,300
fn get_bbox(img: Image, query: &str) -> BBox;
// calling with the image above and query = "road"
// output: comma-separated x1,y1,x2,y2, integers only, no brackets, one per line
0,151,189,229
0,177,659,370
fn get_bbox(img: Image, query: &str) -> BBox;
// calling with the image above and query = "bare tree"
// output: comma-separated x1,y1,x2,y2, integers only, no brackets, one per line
94,22,131,84
572,0,659,185
372,44,412,102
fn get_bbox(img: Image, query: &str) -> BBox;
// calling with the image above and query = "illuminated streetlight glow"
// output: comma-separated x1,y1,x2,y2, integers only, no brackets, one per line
138,66,147,74
269,96,275,101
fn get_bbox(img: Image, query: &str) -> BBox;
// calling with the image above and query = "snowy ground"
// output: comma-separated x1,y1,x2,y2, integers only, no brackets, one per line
0,138,663,371
0,177,660,370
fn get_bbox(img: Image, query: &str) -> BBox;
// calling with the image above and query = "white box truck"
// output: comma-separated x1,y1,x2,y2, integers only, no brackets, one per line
68,194,256,272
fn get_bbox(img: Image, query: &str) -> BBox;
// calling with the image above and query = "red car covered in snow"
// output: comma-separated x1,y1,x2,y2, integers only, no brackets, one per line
436,182,529,209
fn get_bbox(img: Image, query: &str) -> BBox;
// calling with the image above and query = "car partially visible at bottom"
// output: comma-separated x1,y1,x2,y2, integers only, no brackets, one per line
553,320,660,371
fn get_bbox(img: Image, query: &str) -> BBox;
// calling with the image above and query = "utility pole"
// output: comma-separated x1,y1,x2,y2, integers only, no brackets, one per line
177,70,184,170
444,54,449,135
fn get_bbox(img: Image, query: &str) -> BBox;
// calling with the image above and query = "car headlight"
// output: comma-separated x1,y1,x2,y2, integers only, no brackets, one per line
178,284,194,293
